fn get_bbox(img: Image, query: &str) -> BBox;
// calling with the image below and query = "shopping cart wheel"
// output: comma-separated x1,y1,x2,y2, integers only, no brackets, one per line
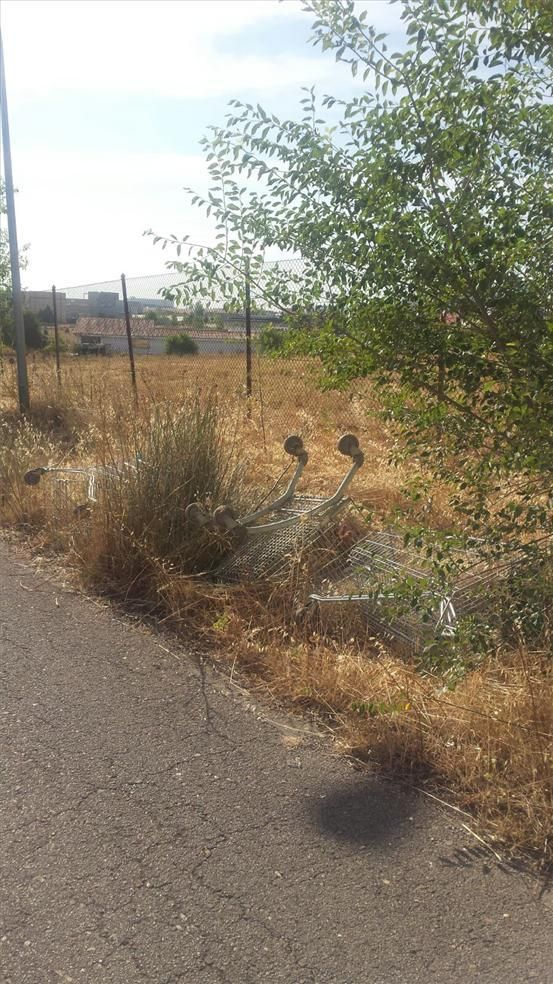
214,506,248,544
213,505,238,529
186,502,211,527
283,435,304,457
337,434,360,457
23,467,47,486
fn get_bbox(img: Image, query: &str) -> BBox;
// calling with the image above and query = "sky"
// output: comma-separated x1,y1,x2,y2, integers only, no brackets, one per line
0,0,403,289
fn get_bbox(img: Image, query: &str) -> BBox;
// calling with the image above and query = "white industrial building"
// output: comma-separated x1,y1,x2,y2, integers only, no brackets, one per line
73,317,247,355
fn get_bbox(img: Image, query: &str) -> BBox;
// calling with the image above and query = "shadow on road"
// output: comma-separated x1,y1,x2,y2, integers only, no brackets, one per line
308,779,417,846
438,843,538,882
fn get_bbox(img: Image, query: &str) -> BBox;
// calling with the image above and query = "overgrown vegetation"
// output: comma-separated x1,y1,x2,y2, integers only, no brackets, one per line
2,0,553,868
165,332,199,355
258,324,285,354
153,0,553,557
1,353,552,866
76,397,250,599
0,180,30,347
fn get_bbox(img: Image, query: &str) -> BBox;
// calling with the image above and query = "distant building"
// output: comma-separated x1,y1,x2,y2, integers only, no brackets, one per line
65,298,91,321
22,289,92,323
127,296,173,314
22,290,66,322
86,291,120,316
72,317,247,355
22,289,174,323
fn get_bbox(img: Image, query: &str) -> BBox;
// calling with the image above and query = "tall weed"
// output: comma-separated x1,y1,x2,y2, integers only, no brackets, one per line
76,394,253,603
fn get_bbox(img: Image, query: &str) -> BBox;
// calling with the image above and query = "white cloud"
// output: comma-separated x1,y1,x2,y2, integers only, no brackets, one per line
14,146,294,286
0,0,405,285
2,0,329,100
13,150,215,286
2,0,402,100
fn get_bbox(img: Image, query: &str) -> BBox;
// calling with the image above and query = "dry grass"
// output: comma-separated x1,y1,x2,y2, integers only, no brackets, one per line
1,353,454,522
1,352,552,869
158,575,553,867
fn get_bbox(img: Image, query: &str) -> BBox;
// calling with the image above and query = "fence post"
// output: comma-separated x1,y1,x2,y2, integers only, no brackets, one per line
51,285,61,387
245,258,252,403
0,32,29,412
120,273,138,403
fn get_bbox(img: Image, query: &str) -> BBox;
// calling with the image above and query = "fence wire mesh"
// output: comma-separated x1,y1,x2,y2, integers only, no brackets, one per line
1,263,533,653
0,259,350,441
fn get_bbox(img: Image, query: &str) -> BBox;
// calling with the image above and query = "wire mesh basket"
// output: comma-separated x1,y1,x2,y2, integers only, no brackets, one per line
308,530,525,654
186,433,365,583
23,460,142,517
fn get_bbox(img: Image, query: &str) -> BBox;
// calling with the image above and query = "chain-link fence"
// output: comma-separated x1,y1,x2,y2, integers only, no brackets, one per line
62,267,286,404
0,259,372,446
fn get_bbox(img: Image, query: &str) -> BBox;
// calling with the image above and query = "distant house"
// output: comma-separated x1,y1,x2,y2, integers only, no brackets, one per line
72,317,247,355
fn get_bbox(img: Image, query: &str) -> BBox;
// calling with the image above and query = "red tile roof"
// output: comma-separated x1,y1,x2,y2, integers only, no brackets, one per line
74,317,174,338
74,317,244,340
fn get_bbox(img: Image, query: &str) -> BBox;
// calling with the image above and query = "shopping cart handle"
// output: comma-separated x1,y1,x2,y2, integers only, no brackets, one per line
337,434,362,459
23,467,47,486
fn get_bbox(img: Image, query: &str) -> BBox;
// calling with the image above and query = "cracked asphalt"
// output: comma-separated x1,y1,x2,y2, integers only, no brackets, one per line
1,541,552,983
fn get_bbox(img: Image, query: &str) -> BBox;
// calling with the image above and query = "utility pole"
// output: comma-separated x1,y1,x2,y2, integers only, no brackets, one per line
245,257,252,402
0,31,29,412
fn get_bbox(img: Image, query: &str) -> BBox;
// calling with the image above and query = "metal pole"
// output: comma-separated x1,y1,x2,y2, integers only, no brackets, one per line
52,285,61,387
0,32,29,412
121,273,138,402
245,258,252,402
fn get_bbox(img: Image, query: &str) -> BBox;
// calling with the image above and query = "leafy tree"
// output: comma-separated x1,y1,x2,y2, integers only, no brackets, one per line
192,301,206,331
23,311,46,350
37,305,55,325
152,0,553,547
0,181,30,346
0,182,13,345
144,307,173,326
165,333,199,356
0,292,12,347
2,310,45,350
0,184,11,289
258,324,285,354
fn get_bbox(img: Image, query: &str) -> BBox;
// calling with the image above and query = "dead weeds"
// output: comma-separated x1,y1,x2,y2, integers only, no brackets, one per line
1,353,551,870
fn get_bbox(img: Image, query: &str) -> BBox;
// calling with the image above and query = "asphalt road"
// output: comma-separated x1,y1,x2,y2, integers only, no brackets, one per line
1,540,552,984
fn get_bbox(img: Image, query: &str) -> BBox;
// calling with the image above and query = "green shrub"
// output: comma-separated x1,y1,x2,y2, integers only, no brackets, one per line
2,311,47,350
165,333,198,356
144,309,173,326
43,335,71,355
258,325,285,354
24,311,46,350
